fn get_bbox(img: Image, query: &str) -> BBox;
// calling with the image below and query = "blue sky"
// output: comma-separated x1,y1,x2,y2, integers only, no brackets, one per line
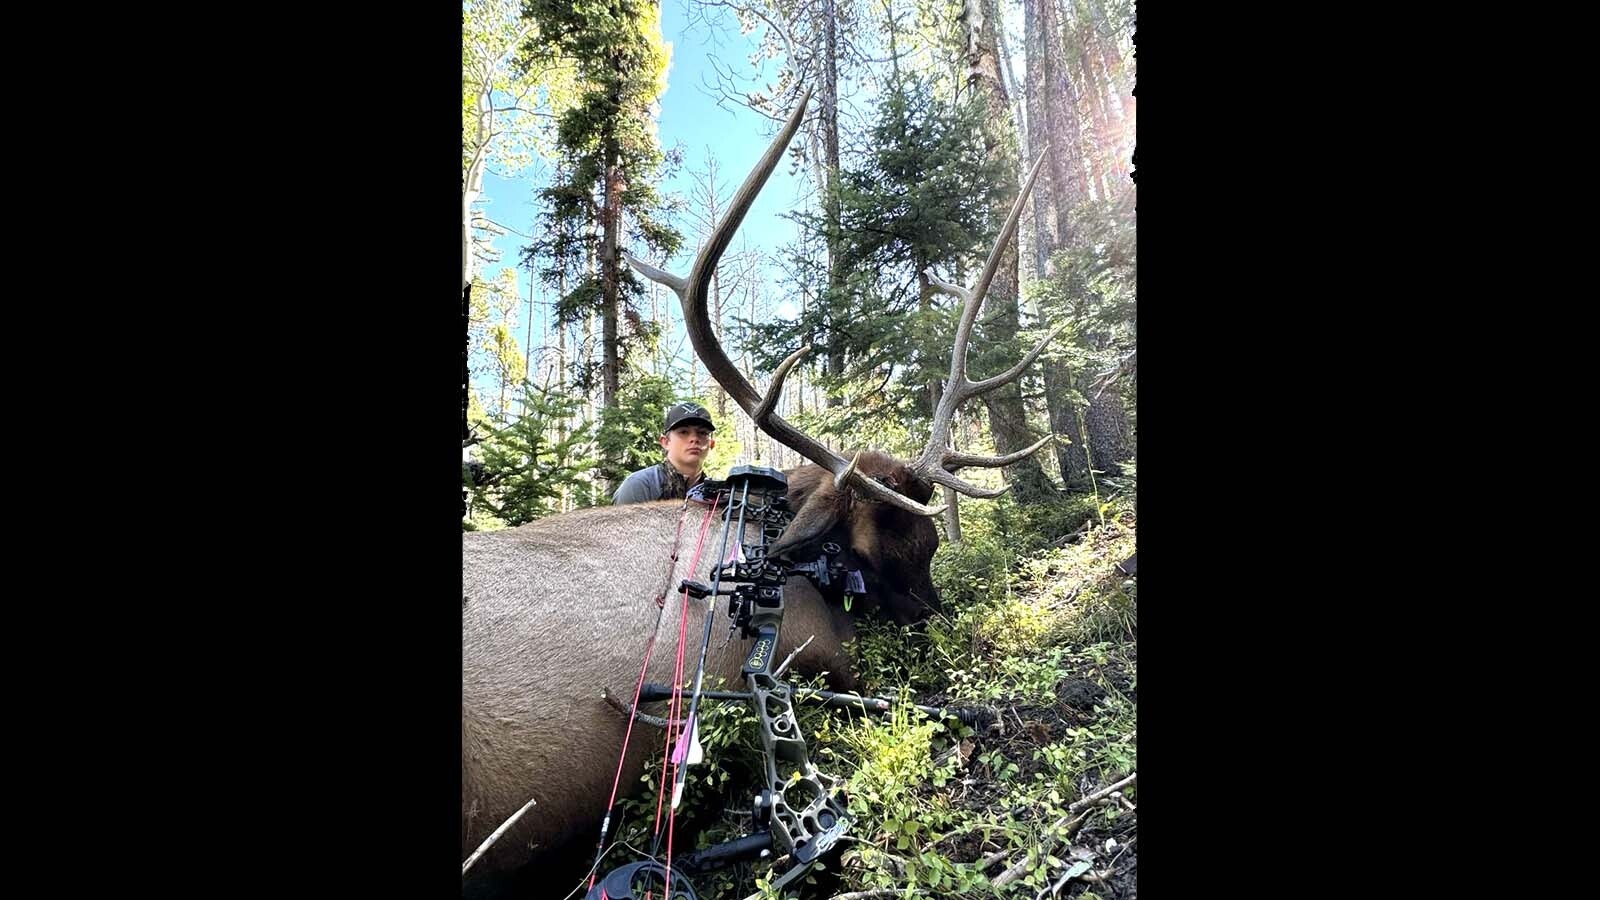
472,1,808,395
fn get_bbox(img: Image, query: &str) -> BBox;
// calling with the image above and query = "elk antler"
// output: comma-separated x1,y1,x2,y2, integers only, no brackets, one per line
914,152,1066,499
624,92,1058,517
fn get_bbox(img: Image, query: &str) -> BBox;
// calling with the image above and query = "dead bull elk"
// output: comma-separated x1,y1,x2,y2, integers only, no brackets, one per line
461,89,1060,885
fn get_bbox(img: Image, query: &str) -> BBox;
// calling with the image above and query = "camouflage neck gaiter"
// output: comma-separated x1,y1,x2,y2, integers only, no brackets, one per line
657,459,702,501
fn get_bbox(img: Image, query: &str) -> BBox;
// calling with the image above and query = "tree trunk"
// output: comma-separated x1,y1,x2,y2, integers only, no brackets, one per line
1028,0,1107,487
498,342,508,418
822,0,846,408
1085,380,1130,476
744,272,755,456
798,281,810,420
1078,321,1130,476
462,282,472,450
943,485,962,545
556,264,568,394
1024,0,1058,277
994,4,1030,182
1053,369,1089,485
600,139,622,410
964,0,1055,503
1044,0,1088,237
948,414,973,543
1071,15,1115,199
1081,16,1128,184
712,269,726,417
584,227,597,427
1070,48,1107,198
526,262,537,418
917,263,937,417
1089,0,1136,123
697,154,730,418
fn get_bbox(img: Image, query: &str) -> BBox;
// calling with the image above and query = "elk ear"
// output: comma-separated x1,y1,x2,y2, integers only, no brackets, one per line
770,482,845,563
902,468,934,504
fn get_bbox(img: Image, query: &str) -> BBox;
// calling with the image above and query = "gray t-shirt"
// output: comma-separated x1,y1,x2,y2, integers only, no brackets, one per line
612,461,705,505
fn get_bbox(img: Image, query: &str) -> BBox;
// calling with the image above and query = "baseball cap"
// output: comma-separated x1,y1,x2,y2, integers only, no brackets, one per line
663,401,715,433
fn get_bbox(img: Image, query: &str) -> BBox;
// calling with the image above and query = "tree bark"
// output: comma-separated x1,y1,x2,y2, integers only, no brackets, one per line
1044,0,1088,237
822,0,846,407
964,0,1054,502
600,135,622,410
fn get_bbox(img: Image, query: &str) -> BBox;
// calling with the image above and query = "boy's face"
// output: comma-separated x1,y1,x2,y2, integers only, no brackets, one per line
660,424,715,472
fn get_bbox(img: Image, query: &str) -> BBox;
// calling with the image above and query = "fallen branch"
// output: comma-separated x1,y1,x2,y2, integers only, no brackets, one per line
992,845,1042,887
1069,772,1137,813
770,634,815,679
1053,522,1092,547
828,891,924,900
990,772,1137,887
462,794,538,877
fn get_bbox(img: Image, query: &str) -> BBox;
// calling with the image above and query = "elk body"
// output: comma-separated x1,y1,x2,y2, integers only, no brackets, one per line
462,452,938,881
462,90,1058,891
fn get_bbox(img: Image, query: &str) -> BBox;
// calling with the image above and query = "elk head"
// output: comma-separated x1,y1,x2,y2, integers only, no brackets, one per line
772,449,942,624
624,90,1062,620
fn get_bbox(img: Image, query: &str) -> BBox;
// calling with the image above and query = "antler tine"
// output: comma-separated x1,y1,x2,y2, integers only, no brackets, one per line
833,450,861,490
751,345,811,426
923,465,1011,499
923,268,971,303
965,322,1068,400
842,469,948,516
942,434,1056,471
620,251,686,298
